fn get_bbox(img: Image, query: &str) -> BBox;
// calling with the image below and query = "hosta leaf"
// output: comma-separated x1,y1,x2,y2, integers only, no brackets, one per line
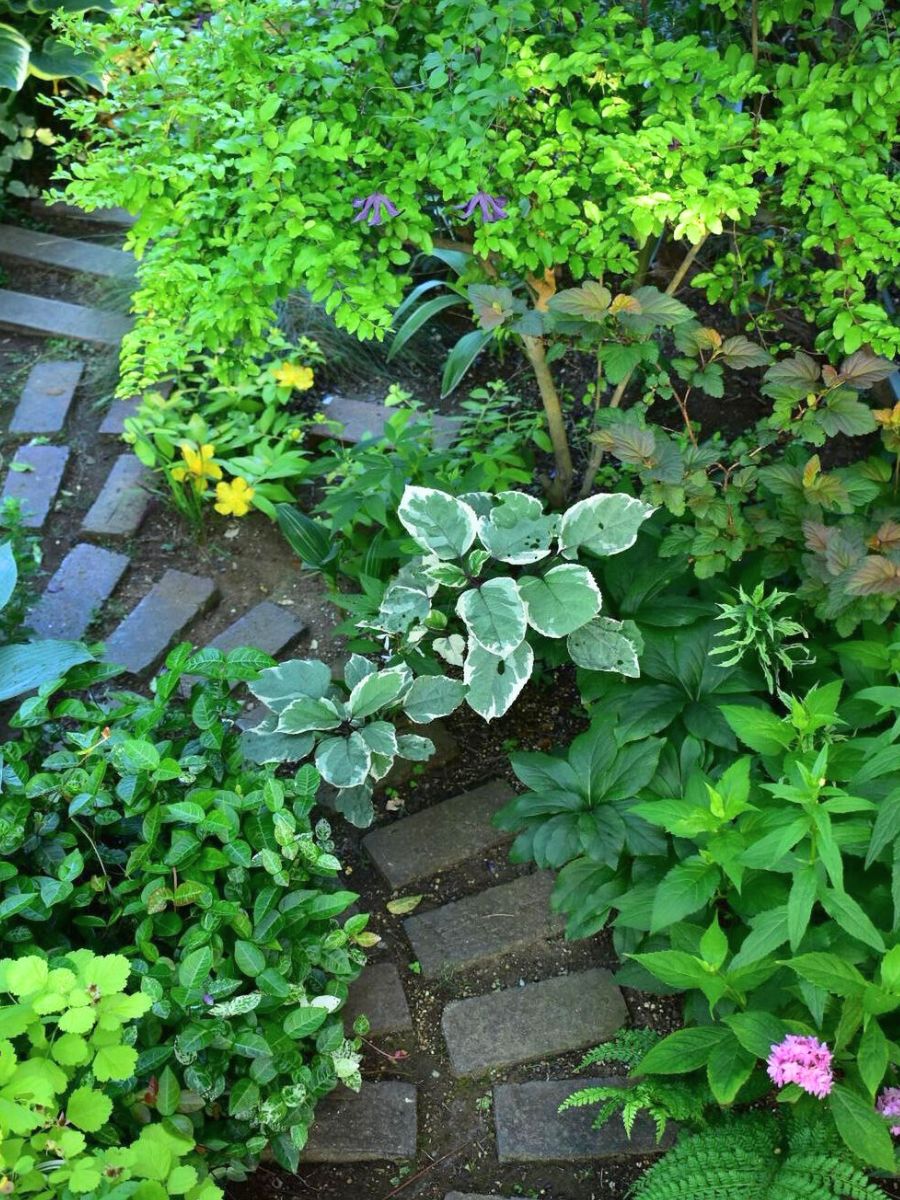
476,491,556,564
397,486,477,560
567,617,641,677
519,564,601,638
316,733,371,788
0,24,30,92
402,675,467,723
0,639,94,702
558,493,655,559
464,640,533,721
456,577,526,657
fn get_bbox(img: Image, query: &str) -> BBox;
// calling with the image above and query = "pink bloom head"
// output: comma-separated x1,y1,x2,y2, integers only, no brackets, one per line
767,1034,833,1099
877,1086,900,1135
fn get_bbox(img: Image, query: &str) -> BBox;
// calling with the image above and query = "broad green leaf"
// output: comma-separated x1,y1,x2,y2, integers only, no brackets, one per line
156,1066,181,1117
567,617,640,677
457,577,526,656
784,953,867,997
719,705,793,755
866,790,900,868
402,675,467,724
650,858,720,933
740,818,808,868
476,491,556,564
626,286,693,328
316,733,371,788
240,722,314,765
234,940,266,976
396,733,435,760
519,564,601,637
558,493,655,560
0,639,94,702
707,1035,756,1105
283,1006,328,1039
723,1011,786,1058
93,1043,138,1082
629,950,718,992
397,486,477,559
730,907,789,969
177,947,213,992
229,1077,260,1120
251,658,332,710
5,955,48,995
388,293,460,360
347,667,408,719
359,721,397,758
547,280,612,322
66,1086,113,1133
0,24,30,92
464,640,533,721
830,1083,896,1171
858,1019,889,1096
635,1025,728,1075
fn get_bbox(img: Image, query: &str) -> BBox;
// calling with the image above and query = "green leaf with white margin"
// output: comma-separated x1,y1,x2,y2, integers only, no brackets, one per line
397,734,435,761
316,733,371,788
0,541,17,612
519,564,601,637
276,695,342,734
344,654,376,689
464,640,534,721
558,493,655,559
0,24,30,92
433,633,466,667
347,666,409,718
567,617,641,677
359,721,398,758
398,486,477,560
250,658,332,711
240,717,314,764
457,577,526,657
476,491,556,564
332,783,374,828
402,675,467,723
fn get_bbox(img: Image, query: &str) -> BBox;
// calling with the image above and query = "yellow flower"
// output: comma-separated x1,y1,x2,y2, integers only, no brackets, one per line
214,477,255,518
273,362,314,391
171,442,223,492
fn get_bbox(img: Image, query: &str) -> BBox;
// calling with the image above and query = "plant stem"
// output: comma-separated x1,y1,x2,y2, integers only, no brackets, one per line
751,0,759,65
631,235,655,289
521,333,573,505
577,234,709,498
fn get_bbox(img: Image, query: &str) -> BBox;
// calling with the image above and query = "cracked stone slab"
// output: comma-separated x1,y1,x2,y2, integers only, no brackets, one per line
494,1077,674,1162
10,361,83,434
363,780,515,889
28,543,129,640
442,969,627,1077
302,1082,417,1162
0,289,132,345
0,224,134,278
345,963,413,1038
403,872,564,978
103,569,218,675
1,444,69,528
82,454,152,539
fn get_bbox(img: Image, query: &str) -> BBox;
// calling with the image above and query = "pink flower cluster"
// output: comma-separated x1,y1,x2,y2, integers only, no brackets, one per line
767,1035,834,1099
877,1087,900,1135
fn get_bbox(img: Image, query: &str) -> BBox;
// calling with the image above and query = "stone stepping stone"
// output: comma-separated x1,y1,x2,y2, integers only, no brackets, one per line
442,969,627,1077
446,1194,509,1199
99,380,173,437
9,361,83,434
302,1081,417,1162
181,601,306,693
313,393,456,448
345,963,413,1038
0,224,134,279
494,1077,672,1163
103,569,218,675
363,780,515,889
31,198,137,228
0,290,132,346
403,872,564,978
28,543,129,640
82,454,152,539
1,444,69,528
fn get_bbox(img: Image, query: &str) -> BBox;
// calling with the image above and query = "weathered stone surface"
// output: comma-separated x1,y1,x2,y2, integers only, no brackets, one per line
31,198,136,228
345,963,413,1037
442,969,626,1077
82,454,152,539
446,1194,510,1199
302,1082,417,1162
364,781,515,889
103,569,218,674
494,1077,673,1162
99,381,173,436
10,361,83,434
0,224,134,279
209,600,305,657
0,289,132,346
313,394,456,448
28,543,129,639
1,444,69,528
404,872,564,978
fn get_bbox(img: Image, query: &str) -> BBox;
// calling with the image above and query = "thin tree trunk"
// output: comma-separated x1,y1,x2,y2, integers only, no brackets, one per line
521,333,573,506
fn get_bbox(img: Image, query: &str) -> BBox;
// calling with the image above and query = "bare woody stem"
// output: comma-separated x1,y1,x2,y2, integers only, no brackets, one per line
522,269,573,506
577,234,709,498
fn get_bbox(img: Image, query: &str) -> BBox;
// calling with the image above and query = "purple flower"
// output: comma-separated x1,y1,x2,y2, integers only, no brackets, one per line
456,191,509,223
877,1087,900,1135
202,993,214,1005
767,1035,833,1099
352,192,400,226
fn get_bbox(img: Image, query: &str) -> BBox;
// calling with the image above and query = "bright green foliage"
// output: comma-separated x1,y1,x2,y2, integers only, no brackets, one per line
0,1,108,93
711,584,813,693
0,643,365,1177
0,947,223,1200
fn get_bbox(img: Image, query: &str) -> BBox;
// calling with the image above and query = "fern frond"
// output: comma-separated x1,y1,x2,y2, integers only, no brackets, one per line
575,1028,659,1072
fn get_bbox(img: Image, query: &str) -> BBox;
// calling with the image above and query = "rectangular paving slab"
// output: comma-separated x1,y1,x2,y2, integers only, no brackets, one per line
0,224,134,278
442,969,627,1077
181,601,306,693
494,1077,673,1162
1,444,69,528
363,780,515,889
0,289,132,346
10,361,83,434
302,1081,417,1162
31,198,137,227
345,963,413,1038
103,569,218,674
99,380,173,436
82,454,152,539
28,543,129,640
313,394,456,449
446,1194,510,1199
403,872,564,978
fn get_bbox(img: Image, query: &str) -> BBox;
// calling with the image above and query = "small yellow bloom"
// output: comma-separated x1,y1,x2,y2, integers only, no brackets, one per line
273,362,315,391
214,477,255,518
171,442,223,492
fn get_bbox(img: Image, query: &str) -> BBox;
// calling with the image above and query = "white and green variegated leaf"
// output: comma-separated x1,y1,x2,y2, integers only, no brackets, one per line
567,617,641,678
433,634,466,667
397,734,435,761
397,486,477,560
402,675,468,724
347,666,409,718
276,695,343,734
344,654,377,690
359,721,398,758
0,542,17,612
369,752,395,781
464,640,534,721
240,718,315,765
250,658,333,711
457,577,526,657
476,491,556,564
518,564,602,638
316,733,371,788
375,582,432,635
558,493,656,560
331,783,374,828
457,491,494,518
422,559,468,588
